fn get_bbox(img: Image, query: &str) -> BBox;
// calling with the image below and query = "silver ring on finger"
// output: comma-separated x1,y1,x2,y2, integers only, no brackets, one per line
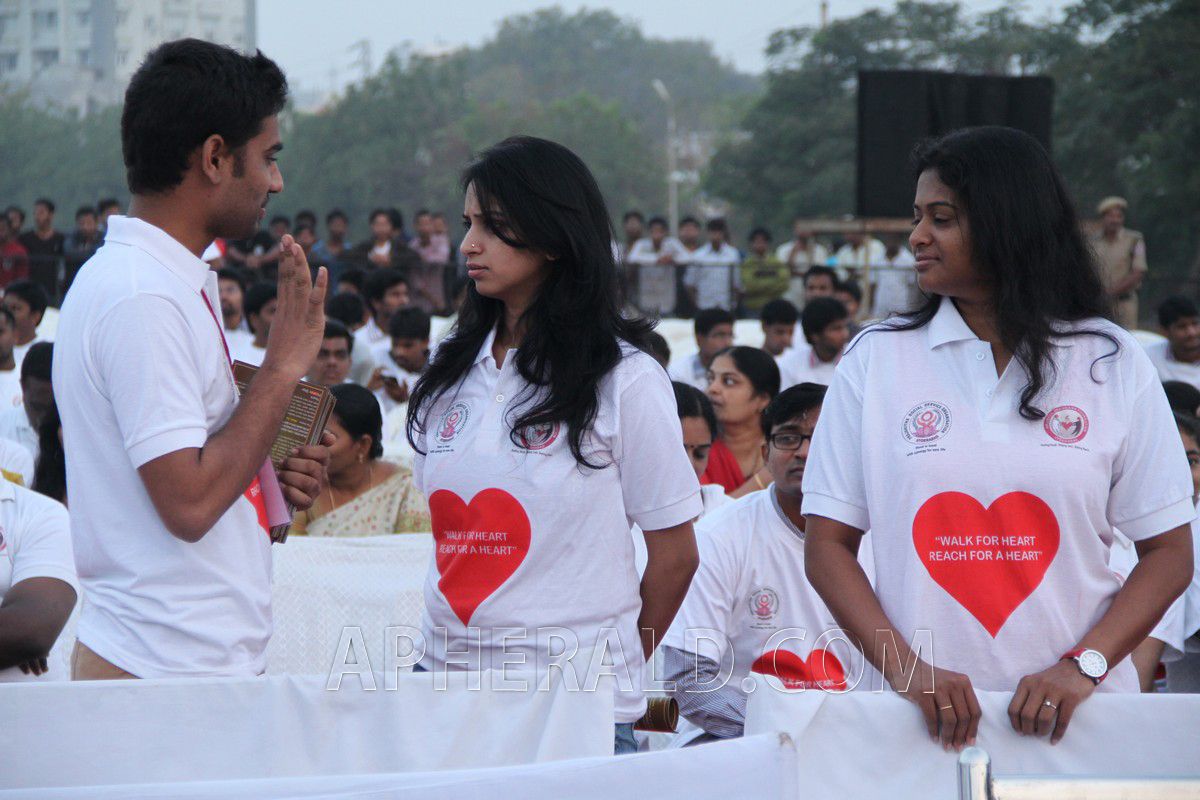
1042,699,1058,710
939,704,954,711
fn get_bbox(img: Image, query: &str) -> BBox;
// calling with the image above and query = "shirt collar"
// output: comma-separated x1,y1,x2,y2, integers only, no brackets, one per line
473,325,516,368
102,216,211,293
926,297,980,350
769,488,805,543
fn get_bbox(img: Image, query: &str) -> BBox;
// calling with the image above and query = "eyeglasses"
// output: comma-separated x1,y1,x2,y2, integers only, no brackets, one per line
768,432,811,451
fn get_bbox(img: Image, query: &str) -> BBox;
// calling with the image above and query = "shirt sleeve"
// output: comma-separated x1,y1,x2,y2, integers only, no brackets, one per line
616,361,703,531
1108,364,1196,541
92,294,210,468
801,343,871,532
662,524,739,663
662,645,746,739
1132,236,1148,273
10,492,78,592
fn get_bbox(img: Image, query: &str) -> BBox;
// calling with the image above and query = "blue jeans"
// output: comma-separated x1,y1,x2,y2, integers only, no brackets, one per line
414,664,638,756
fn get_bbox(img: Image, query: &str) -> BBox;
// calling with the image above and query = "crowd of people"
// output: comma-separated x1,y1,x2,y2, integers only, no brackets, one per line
0,38,1195,767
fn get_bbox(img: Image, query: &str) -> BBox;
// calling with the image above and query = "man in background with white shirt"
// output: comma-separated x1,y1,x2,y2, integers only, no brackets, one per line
760,298,798,363
669,307,735,391
236,282,276,366
305,320,353,388
0,342,51,461
217,268,253,355
0,308,23,410
870,234,918,320
778,297,849,389
3,281,48,368
684,218,742,312
627,216,685,316
778,218,830,309
54,38,330,681
1145,296,1200,391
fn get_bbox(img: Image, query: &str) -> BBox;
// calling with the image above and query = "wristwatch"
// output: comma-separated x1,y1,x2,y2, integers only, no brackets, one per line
1062,648,1108,684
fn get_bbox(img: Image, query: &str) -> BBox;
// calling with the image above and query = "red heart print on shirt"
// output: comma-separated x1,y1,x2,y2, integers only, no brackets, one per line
913,491,1060,637
429,489,531,626
751,649,847,690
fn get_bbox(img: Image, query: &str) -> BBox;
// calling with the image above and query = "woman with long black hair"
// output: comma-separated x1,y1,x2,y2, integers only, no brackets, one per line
407,136,701,754
803,127,1193,749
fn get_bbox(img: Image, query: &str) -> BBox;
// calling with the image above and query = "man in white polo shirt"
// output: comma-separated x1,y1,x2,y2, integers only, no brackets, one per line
54,39,330,680
778,297,850,389
1145,296,1200,392
663,384,861,743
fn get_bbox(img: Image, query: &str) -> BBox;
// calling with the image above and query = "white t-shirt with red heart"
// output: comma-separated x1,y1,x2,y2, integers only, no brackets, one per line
411,330,703,722
663,488,861,692
802,298,1196,693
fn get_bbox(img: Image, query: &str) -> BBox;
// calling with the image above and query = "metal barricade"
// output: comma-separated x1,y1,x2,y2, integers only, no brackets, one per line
958,747,1200,800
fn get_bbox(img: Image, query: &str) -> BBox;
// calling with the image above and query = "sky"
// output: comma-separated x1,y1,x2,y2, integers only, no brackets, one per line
257,0,1075,97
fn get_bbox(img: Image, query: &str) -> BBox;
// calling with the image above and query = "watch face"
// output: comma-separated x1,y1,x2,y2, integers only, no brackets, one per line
1078,649,1107,678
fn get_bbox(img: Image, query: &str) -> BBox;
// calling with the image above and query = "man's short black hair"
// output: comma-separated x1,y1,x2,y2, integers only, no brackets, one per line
749,227,772,242
389,307,431,341
337,268,366,294
21,341,53,383
217,267,248,294
646,216,668,230
326,291,366,329
96,198,120,214
679,216,701,229
244,282,277,319
801,296,848,341
761,382,827,438
836,279,863,303
1174,410,1200,444
75,206,96,220
364,268,407,303
761,298,799,327
695,307,735,337
295,209,317,226
5,280,49,316
623,210,645,224
323,318,353,353
414,208,432,220
294,224,315,238
326,208,348,224
121,39,288,194
1159,296,1199,329
369,207,393,226
5,206,25,223
705,217,728,234
1163,381,1200,416
269,215,290,228
804,265,837,286
34,198,54,213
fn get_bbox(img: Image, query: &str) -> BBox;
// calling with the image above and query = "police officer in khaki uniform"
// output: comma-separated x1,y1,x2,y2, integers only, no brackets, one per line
1090,196,1148,329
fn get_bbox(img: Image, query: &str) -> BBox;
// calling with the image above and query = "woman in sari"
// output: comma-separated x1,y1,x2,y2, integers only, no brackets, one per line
291,383,429,536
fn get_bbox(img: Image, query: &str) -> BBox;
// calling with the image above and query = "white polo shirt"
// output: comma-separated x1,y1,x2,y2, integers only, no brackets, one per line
54,215,272,678
778,342,839,389
1143,339,1200,393
684,243,742,311
0,479,78,682
802,298,1195,692
412,330,702,722
664,489,860,692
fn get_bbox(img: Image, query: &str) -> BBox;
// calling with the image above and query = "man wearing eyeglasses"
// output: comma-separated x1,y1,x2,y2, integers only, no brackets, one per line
661,382,870,744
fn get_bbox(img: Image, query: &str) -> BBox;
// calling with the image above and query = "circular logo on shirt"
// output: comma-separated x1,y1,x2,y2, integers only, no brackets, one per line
747,587,780,622
901,401,952,444
436,402,471,444
1044,405,1088,444
515,421,560,451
